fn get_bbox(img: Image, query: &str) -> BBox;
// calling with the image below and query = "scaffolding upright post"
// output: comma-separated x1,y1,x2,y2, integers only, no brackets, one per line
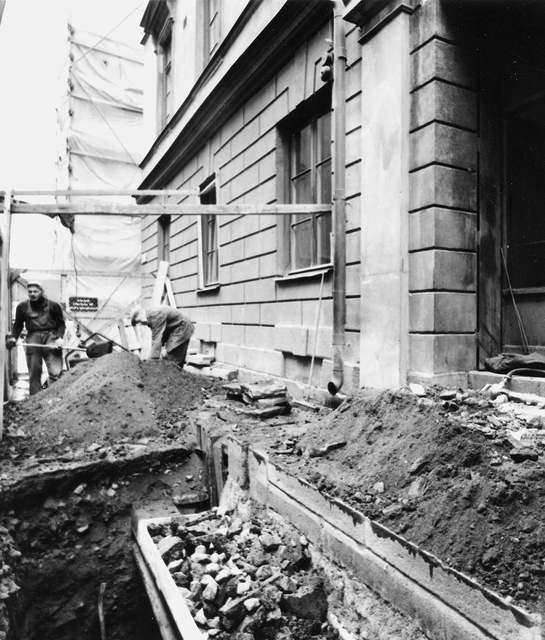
0,190,13,439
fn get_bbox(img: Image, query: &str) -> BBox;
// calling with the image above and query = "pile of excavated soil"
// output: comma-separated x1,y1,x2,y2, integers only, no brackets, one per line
2,351,224,458
269,387,545,616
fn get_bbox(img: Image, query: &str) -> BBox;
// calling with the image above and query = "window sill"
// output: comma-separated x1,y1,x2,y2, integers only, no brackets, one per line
197,283,221,295
275,265,333,284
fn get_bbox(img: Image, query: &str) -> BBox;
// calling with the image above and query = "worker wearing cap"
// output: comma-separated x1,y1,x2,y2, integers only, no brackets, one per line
6,281,66,395
131,305,194,368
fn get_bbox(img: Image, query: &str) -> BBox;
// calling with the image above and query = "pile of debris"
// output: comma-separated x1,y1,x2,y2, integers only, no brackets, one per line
224,381,292,420
148,503,339,640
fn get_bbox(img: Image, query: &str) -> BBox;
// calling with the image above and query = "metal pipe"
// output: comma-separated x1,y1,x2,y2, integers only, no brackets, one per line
328,2,347,396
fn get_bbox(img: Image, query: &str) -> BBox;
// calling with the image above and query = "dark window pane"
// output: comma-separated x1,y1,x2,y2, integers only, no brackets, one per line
292,172,313,204
316,159,331,204
316,213,332,265
317,112,331,163
291,219,313,270
293,125,312,174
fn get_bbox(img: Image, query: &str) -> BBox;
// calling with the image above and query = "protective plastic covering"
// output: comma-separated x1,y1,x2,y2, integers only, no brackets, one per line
52,25,147,340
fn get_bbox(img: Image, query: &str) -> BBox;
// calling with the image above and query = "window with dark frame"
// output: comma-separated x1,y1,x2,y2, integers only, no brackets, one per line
207,0,220,57
159,21,173,127
158,214,171,264
288,110,332,271
505,100,545,289
200,176,218,287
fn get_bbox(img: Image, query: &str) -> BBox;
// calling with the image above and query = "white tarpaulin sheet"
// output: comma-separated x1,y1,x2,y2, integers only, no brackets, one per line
52,25,146,337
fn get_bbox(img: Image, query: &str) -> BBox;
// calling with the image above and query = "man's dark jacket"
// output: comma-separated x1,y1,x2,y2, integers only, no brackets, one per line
11,296,65,341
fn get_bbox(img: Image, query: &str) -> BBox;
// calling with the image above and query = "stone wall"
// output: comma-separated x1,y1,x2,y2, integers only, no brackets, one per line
408,0,478,384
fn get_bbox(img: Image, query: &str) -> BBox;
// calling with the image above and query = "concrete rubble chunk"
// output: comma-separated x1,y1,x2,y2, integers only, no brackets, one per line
236,579,252,595
258,531,282,551
244,597,260,612
201,575,218,601
283,584,328,621
156,535,184,559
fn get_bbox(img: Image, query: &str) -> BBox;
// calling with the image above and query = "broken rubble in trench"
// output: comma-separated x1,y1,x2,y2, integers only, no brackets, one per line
147,504,339,640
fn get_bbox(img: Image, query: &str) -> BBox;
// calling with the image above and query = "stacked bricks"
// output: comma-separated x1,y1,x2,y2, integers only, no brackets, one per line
409,0,478,383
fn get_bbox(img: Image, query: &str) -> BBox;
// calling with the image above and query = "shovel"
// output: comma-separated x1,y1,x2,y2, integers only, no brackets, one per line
20,341,114,359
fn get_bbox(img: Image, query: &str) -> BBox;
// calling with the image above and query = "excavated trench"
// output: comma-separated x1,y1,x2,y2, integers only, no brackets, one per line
2,448,207,640
1,353,543,640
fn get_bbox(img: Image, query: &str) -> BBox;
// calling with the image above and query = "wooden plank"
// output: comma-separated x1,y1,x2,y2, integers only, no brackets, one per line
478,63,502,365
132,516,205,640
11,203,331,217
0,191,12,438
164,277,176,307
116,318,131,350
152,262,169,307
132,543,179,640
13,189,198,197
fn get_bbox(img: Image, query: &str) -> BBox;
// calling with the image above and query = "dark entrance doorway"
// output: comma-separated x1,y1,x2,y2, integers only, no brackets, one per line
478,1,545,364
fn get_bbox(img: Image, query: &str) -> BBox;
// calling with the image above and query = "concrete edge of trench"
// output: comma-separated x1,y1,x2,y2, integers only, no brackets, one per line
135,426,543,640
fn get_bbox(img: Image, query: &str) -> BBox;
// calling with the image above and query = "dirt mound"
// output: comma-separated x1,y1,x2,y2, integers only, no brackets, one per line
272,388,545,614
3,352,224,456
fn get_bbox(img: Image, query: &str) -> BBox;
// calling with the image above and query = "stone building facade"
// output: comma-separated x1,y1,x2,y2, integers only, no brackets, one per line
137,0,545,397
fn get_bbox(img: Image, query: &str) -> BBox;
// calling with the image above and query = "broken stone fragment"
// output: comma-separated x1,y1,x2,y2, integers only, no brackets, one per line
193,608,207,626
201,574,218,601
510,448,539,463
372,481,385,494
409,383,426,396
255,564,273,581
168,559,184,573
172,492,209,506
244,597,260,612
207,616,221,629
259,532,282,551
283,584,328,620
236,579,252,595
204,562,220,575
215,568,230,583
172,571,190,587
157,535,184,559
277,575,297,594
409,454,433,475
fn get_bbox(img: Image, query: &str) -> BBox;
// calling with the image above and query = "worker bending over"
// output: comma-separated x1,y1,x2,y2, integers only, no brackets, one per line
6,280,65,395
131,305,194,369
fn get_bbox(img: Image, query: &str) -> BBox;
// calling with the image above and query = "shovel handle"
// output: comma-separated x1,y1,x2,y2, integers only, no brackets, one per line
19,343,87,352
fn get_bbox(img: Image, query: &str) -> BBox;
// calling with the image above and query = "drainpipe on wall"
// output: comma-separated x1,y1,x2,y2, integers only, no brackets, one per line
328,1,347,397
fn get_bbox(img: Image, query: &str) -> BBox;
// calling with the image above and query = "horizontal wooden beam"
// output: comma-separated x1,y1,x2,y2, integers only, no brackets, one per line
12,189,199,198
11,203,331,217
